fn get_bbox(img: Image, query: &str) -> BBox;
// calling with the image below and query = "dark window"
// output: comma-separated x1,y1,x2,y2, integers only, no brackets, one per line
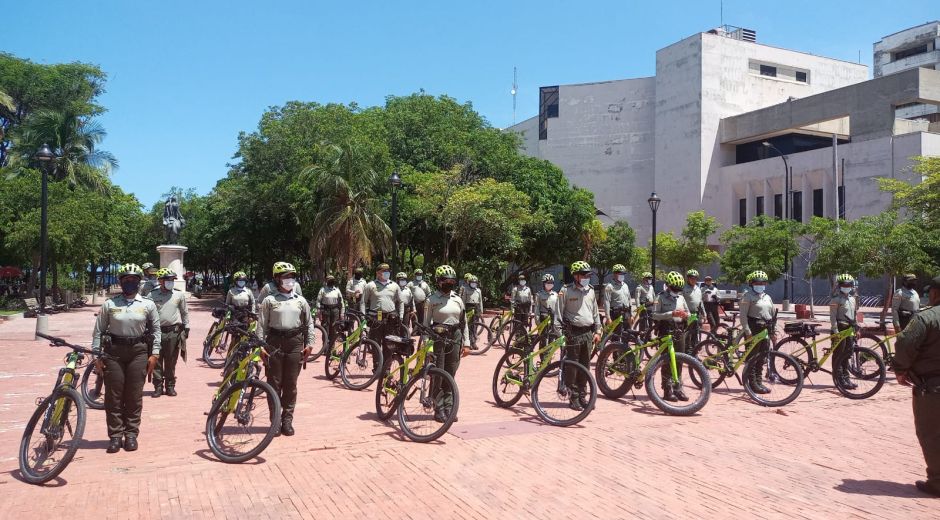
795,71,807,83
895,44,929,61
792,191,803,223
774,194,783,219
813,188,824,218
738,198,746,226
760,65,777,77
838,185,845,219
756,196,764,216
538,86,559,141
735,133,850,165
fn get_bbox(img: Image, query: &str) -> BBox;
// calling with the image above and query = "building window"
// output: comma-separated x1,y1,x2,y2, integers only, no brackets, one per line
838,186,845,219
738,198,746,226
795,71,807,83
813,188,824,218
538,86,559,141
894,44,930,61
774,194,783,219
756,196,764,216
760,65,777,77
792,192,803,223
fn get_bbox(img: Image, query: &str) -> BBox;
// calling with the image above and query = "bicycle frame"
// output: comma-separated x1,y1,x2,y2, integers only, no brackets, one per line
330,315,367,361
787,327,856,369
608,335,680,383
699,328,770,375
215,340,266,411
50,352,82,426
502,334,569,389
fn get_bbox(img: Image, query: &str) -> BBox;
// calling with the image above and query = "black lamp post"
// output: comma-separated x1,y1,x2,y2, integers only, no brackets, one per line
763,141,791,300
389,170,402,274
648,192,661,291
35,144,55,316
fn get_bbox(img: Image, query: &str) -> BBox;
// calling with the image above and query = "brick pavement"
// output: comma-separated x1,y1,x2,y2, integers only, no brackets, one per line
0,298,936,519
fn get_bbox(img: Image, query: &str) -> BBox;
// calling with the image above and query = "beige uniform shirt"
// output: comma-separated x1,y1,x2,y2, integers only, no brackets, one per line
830,293,856,329
738,290,774,335
892,287,920,330
140,277,158,297
149,287,190,328
408,280,431,303
346,278,366,303
604,280,632,318
92,294,162,353
423,290,470,347
258,292,316,342
462,286,484,317
398,284,416,315
652,290,689,324
316,286,345,313
511,285,532,309
259,280,302,301
635,283,655,307
554,283,602,333
536,288,558,318
226,287,256,312
683,284,703,314
361,279,403,318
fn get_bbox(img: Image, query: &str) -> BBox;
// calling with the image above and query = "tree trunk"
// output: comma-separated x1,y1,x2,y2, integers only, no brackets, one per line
880,273,893,328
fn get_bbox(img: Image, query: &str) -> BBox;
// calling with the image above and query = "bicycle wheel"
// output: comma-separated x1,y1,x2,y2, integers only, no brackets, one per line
375,354,405,421
324,333,345,380
19,387,85,484
340,338,383,390
594,343,639,399
203,321,220,352
644,352,711,416
204,330,229,369
691,340,727,389
492,348,526,407
469,321,492,355
306,325,329,363
743,351,804,407
493,319,515,349
205,379,281,463
855,333,889,364
835,346,886,399
772,336,811,383
80,363,105,410
531,360,596,426
397,367,458,443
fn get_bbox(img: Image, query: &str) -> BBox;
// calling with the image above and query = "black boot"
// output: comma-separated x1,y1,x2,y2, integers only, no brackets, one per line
107,437,122,453
839,367,858,390
434,407,446,423
568,391,584,411
124,436,138,451
166,385,177,397
152,384,163,398
281,417,295,436
673,383,689,402
751,362,771,394
662,383,677,402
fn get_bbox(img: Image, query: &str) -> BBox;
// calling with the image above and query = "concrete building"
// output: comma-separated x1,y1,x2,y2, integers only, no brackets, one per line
874,21,940,120
510,25,940,299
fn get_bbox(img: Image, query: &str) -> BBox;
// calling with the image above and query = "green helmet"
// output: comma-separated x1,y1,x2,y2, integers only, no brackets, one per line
542,273,555,282
396,272,407,280
664,271,684,289
141,262,155,271
642,272,653,279
273,261,296,275
414,269,424,276
233,271,247,280
747,270,768,283
118,263,144,279
571,261,592,274
436,265,457,280
464,272,473,281
686,269,699,278
469,275,479,283
156,268,176,280
376,263,390,271
836,273,855,284
612,264,626,273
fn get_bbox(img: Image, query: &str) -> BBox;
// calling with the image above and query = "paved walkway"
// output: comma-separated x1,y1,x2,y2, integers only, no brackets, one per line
0,298,935,519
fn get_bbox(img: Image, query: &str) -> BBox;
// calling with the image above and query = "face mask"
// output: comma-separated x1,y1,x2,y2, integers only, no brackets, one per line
578,277,591,288
415,276,423,282
615,274,625,283
753,285,766,294
236,280,247,288
380,271,390,282
544,283,553,291
470,282,478,289
440,281,456,292
398,280,407,288
671,288,682,296
840,286,852,294
121,279,140,295
519,280,527,287
163,280,175,291
354,274,362,280
643,279,651,286
280,278,296,291
326,281,334,287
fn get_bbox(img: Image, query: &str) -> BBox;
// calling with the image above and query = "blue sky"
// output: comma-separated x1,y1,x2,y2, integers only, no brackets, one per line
4,0,935,207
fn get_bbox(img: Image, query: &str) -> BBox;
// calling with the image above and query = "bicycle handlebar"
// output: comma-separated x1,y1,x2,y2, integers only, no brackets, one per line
36,332,114,359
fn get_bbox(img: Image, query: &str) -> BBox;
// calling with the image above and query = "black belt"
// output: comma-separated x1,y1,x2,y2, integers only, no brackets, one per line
567,324,594,335
431,322,459,335
267,327,304,338
320,303,341,309
160,324,184,333
109,335,144,345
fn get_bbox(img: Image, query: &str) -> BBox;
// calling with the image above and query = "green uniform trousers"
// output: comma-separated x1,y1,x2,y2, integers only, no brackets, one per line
432,329,462,409
265,334,304,420
153,328,182,389
565,329,593,396
914,392,940,490
103,341,149,440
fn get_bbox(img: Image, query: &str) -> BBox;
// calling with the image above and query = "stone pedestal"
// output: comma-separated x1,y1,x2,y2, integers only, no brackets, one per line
157,244,188,287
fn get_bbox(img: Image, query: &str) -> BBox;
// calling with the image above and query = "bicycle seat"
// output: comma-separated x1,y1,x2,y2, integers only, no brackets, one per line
384,335,415,356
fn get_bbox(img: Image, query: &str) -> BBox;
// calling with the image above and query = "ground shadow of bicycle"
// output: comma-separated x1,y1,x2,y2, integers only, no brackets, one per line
5,468,68,487
193,448,267,465
835,479,922,498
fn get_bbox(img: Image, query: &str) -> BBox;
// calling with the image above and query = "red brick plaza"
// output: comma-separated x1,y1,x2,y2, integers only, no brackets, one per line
0,298,935,519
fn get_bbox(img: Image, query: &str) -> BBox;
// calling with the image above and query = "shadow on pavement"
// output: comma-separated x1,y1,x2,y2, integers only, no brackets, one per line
78,438,114,450
835,479,922,498
193,448,267,465
7,468,68,487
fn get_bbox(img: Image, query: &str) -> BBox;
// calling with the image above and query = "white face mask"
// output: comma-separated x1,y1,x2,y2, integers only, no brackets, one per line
163,280,175,291
578,277,591,288
544,283,553,291
643,279,651,286
415,276,423,282
398,280,407,288
380,271,390,282
470,282,478,289
519,280,527,287
280,278,296,291
236,280,246,288
753,285,766,294
615,274,625,283
840,286,852,294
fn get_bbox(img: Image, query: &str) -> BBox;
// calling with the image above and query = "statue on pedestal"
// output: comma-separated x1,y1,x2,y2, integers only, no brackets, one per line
163,195,186,244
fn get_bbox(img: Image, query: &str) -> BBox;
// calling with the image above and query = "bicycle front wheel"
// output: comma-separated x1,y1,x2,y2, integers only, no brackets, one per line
306,325,329,363
340,338,383,390
855,333,889,364
532,360,596,426
772,336,811,382
205,379,281,463
19,387,86,484
375,354,405,421
80,363,106,410
594,343,638,399
744,351,804,407
324,333,345,380
469,321,492,355
492,348,526,407
204,330,229,369
836,346,886,399
644,352,711,416
397,367,459,443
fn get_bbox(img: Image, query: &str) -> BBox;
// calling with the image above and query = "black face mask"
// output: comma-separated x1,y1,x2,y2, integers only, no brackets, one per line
439,281,456,292
354,274,362,280
121,279,140,295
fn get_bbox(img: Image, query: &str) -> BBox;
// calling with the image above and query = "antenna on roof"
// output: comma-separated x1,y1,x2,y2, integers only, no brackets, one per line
720,0,723,27
511,66,518,125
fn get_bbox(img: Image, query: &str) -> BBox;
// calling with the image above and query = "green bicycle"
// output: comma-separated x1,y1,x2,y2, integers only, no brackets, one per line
324,309,384,390
772,322,886,399
205,325,282,463
466,308,492,355
594,333,712,416
492,315,598,426
854,327,899,368
374,322,459,442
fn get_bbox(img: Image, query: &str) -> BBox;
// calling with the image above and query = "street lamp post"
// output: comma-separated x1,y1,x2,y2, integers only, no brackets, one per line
389,170,402,274
763,141,791,301
35,144,55,335
648,192,661,291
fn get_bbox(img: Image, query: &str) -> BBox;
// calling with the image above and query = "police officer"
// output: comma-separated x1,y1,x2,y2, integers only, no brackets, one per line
554,261,602,411
683,269,704,352
739,271,774,394
423,265,470,421
225,271,256,312
604,264,632,332
346,267,366,307
830,273,859,390
408,269,431,331
140,262,158,297
893,276,940,497
651,271,690,402
536,273,558,324
893,274,921,332
91,263,161,453
258,261,316,436
396,272,416,336
463,275,484,349
316,274,345,341
511,274,533,327
149,268,189,398
635,271,655,332
361,263,403,343
702,275,721,331
259,265,304,301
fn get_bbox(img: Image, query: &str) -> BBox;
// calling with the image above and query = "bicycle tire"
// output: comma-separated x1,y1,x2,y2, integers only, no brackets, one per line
594,343,638,399
492,348,526,407
204,330,229,369
469,322,492,355
205,379,281,463
397,367,458,443
743,351,804,407
644,352,711,416
691,340,728,389
772,336,811,383
203,321,220,350
324,333,345,380
340,338,383,390
303,324,329,363
80,363,106,410
375,354,405,421
834,346,886,400
19,387,86,484
532,360,596,426
855,332,889,364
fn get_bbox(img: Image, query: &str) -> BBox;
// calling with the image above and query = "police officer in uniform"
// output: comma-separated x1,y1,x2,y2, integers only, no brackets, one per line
423,265,470,421
536,273,558,324
258,261,316,436
316,274,345,341
554,261,602,411
149,268,189,397
91,263,161,453
683,269,704,352
702,275,722,330
361,263,403,343
739,271,774,394
396,272,416,336
259,265,304,301
462,275,484,348
346,267,366,308
408,269,431,332
893,274,921,332
225,271,256,312
651,271,690,402
511,274,533,327
604,264,632,333
830,273,859,390
894,276,940,497
140,262,158,297
635,272,655,332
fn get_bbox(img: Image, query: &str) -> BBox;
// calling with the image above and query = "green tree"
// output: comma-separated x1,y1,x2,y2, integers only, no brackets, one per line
655,211,720,273
719,215,800,284
878,156,940,226
590,220,642,281
443,178,532,264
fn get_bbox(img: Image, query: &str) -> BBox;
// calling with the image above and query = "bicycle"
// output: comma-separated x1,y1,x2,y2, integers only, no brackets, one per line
691,316,805,407
492,315,598,426
590,314,624,360
374,322,460,442
594,332,712,416
79,359,105,410
203,305,256,369
20,333,113,484
854,326,899,369
772,321,886,399
324,309,384,390
205,326,282,463
487,308,515,350
466,308,493,355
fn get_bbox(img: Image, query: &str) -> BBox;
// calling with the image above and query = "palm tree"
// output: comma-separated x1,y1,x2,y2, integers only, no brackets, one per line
301,141,391,275
0,88,13,146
